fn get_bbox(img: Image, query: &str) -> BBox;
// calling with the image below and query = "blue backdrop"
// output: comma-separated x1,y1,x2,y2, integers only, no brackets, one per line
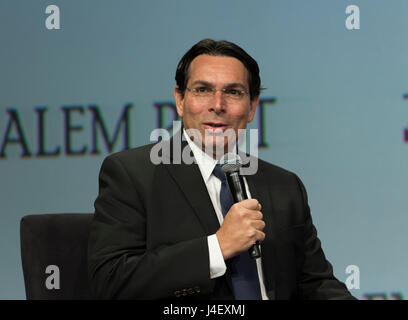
1,0,407,299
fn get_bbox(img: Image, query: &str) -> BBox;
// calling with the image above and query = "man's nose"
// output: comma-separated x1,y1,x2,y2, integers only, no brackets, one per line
209,90,225,113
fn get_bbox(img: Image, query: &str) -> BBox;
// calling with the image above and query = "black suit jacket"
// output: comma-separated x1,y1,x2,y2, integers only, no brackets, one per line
88,134,355,300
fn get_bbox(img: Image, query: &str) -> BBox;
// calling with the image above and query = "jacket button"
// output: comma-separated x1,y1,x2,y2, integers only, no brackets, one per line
187,288,195,295
182,289,188,296
194,286,201,293
174,290,181,297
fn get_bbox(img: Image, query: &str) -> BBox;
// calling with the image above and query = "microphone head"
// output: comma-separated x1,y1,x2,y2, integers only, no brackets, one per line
219,153,242,173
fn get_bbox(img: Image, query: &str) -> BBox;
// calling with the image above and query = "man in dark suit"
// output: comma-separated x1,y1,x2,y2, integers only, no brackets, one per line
88,39,355,300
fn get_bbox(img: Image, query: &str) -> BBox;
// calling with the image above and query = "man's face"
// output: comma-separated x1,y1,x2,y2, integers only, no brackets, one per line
174,54,258,155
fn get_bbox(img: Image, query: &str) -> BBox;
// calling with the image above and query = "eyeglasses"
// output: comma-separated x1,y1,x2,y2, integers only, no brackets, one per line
186,86,249,101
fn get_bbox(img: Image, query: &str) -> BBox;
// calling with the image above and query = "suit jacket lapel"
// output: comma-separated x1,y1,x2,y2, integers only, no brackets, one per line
244,161,277,300
162,132,221,236
162,132,235,294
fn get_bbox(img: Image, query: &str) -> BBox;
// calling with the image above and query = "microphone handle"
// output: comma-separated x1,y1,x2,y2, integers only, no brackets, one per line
248,241,261,259
226,171,261,259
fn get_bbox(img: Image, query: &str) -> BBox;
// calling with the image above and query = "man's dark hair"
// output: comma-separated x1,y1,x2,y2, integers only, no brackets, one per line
175,39,262,101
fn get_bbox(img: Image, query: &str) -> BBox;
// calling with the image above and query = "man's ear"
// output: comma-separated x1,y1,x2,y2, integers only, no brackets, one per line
174,86,184,117
247,96,259,123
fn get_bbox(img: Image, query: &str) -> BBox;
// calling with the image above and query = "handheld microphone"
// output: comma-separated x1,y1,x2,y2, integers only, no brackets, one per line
219,153,261,259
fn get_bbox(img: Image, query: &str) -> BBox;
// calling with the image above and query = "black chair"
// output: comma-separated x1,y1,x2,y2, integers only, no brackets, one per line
20,213,94,299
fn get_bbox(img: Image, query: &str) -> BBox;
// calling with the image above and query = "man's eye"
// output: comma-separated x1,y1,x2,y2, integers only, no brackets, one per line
196,87,211,93
225,89,240,96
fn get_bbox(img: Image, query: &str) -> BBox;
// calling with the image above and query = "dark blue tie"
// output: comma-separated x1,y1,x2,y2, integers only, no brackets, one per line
212,164,262,300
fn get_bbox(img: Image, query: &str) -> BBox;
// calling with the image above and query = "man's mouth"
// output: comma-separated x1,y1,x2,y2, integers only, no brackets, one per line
203,122,229,132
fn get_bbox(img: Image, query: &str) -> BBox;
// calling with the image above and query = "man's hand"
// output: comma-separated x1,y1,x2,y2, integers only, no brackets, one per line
216,199,265,260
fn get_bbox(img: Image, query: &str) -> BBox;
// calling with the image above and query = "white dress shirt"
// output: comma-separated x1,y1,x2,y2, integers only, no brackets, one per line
183,129,269,300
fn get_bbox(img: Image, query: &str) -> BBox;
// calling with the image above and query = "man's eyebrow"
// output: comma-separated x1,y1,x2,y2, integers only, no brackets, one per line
223,82,248,90
189,80,213,87
189,80,247,89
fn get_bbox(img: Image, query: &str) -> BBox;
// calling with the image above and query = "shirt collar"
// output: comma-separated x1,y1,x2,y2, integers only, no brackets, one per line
183,129,217,183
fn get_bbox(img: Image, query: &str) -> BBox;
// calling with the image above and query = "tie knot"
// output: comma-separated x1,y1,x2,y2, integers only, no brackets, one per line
212,164,226,182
